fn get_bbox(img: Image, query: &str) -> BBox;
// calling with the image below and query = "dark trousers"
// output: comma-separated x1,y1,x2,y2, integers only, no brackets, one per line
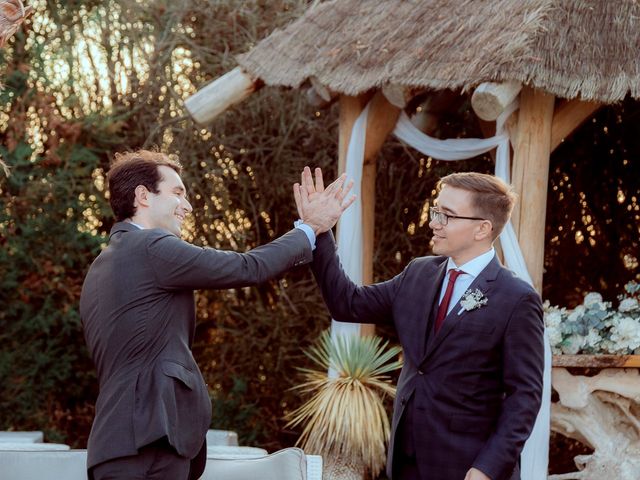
393,395,421,480
91,438,207,480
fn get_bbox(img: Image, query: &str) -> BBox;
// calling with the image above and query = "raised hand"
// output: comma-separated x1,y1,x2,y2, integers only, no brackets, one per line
293,166,356,234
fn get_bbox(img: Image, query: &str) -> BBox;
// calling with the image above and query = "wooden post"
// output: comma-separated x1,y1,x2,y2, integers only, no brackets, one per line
550,99,600,152
337,92,401,335
184,67,260,125
471,81,522,121
362,92,402,285
338,94,372,174
511,87,555,293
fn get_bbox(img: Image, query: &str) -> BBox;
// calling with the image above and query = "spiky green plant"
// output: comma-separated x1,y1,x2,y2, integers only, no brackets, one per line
286,330,403,477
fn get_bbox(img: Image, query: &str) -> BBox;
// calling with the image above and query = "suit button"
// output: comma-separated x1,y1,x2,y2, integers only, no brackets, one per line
418,370,424,375
400,396,407,406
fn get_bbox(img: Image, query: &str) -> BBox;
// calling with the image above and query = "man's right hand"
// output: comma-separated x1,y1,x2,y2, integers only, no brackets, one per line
293,166,356,235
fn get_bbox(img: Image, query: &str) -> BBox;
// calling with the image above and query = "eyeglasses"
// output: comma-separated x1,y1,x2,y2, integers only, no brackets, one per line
429,207,486,226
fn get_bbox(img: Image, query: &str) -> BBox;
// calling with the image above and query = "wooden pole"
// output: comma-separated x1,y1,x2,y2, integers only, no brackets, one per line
511,87,555,293
338,94,372,174
471,81,522,121
362,92,402,285
336,92,401,335
184,67,260,125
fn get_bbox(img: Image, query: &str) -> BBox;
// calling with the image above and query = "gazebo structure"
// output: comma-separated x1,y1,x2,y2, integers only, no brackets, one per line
186,0,639,295
184,0,640,478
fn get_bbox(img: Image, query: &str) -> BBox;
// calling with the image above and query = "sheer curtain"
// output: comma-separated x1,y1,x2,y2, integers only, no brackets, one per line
332,99,551,480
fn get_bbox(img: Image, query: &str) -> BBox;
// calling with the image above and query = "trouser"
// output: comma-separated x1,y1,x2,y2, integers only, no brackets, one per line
91,437,207,480
393,394,421,480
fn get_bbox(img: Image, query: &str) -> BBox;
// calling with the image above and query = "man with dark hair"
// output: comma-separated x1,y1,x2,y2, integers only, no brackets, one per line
81,151,354,480
296,168,544,480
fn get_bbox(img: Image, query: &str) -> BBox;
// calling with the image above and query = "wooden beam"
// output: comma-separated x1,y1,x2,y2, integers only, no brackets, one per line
511,87,555,293
361,92,402,283
381,84,414,108
471,81,522,121
337,92,400,335
553,355,640,368
184,67,260,125
338,94,372,174
550,99,601,152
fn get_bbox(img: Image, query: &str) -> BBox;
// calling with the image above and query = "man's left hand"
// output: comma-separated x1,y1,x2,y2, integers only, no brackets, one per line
293,166,355,234
464,468,491,480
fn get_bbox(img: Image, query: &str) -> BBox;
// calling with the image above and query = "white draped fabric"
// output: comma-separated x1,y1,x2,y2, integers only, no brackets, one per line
332,99,551,479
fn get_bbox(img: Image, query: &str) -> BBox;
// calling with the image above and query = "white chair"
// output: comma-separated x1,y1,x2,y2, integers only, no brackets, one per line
206,429,239,446
0,446,323,480
202,447,323,480
0,449,87,480
0,442,70,451
0,431,44,443
206,445,267,458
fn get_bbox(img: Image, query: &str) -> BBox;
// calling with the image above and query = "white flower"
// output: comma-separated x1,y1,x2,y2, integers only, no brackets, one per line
585,329,602,349
561,335,585,355
619,298,639,313
547,325,563,348
567,305,585,323
584,292,603,307
459,289,488,312
610,316,640,352
545,310,563,329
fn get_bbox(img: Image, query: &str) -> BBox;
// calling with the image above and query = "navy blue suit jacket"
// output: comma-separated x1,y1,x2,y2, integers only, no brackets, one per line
311,232,544,480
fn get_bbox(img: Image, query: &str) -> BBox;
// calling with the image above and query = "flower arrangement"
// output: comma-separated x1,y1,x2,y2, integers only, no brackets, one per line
544,281,640,355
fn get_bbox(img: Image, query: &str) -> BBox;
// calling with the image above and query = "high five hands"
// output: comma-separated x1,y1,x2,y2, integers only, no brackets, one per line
293,166,356,235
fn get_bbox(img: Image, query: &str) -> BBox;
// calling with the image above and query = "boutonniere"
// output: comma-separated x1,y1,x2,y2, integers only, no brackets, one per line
458,289,488,314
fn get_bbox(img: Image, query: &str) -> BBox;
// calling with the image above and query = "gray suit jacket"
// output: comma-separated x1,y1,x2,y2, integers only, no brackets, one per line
80,222,312,470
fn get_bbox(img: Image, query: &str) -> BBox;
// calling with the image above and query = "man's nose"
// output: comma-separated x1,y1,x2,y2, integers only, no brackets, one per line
183,198,193,213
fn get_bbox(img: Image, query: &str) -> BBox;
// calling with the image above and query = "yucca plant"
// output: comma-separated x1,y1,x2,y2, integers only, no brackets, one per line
286,330,403,479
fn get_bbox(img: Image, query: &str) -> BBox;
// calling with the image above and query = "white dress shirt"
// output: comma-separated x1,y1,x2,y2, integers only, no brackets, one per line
437,247,496,315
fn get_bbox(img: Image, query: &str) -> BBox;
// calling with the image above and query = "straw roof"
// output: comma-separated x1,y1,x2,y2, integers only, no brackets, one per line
237,0,640,103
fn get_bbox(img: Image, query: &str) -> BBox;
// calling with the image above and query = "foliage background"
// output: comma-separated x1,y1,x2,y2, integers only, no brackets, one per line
0,0,638,475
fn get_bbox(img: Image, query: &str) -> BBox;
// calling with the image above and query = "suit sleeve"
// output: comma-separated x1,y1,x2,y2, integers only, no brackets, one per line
472,290,545,480
145,228,312,290
311,231,407,326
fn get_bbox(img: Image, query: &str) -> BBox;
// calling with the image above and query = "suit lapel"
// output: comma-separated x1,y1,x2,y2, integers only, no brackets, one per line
414,259,447,360
422,256,502,362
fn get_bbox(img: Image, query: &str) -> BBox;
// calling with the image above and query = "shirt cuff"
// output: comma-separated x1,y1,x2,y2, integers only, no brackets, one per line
294,220,316,251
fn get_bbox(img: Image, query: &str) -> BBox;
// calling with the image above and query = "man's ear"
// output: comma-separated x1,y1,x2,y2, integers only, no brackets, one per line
475,220,493,241
133,185,150,209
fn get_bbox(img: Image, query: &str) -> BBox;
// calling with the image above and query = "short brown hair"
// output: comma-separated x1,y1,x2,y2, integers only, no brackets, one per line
107,149,182,221
437,172,517,239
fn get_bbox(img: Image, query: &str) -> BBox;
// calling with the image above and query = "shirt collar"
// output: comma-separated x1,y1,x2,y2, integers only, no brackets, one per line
446,247,496,278
127,221,144,230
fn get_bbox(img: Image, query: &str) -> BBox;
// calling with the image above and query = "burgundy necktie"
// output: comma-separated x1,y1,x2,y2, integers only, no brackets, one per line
434,269,464,333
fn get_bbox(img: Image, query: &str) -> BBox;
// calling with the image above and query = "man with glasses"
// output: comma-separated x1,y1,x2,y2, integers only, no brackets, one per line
296,169,544,480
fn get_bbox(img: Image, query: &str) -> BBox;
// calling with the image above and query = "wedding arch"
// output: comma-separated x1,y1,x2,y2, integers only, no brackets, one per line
183,1,640,478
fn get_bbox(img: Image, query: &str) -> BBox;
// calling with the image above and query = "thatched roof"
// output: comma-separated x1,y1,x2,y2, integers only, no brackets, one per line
236,0,640,103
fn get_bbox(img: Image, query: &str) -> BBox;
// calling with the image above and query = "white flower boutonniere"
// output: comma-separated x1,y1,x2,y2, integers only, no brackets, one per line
459,289,488,314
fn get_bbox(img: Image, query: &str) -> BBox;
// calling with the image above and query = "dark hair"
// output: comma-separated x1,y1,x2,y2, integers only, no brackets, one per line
437,172,517,239
107,150,182,221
